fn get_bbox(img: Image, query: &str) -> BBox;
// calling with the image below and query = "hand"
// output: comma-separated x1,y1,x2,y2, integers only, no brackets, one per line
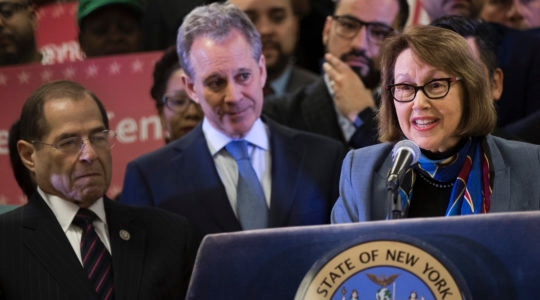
323,53,376,122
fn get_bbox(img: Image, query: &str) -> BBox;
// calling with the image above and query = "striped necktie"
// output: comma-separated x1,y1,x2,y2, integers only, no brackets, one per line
72,208,114,300
225,140,268,230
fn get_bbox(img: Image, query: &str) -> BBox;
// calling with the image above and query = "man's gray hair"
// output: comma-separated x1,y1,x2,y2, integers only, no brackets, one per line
176,2,262,78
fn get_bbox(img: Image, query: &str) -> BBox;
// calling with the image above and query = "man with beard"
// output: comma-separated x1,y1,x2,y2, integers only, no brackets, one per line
0,0,43,66
228,0,318,98
263,0,409,149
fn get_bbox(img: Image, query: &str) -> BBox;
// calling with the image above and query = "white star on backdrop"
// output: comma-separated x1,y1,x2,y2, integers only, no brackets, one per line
0,73,7,86
63,67,76,79
51,4,65,18
132,59,143,73
86,64,99,78
109,62,121,75
0,195,7,205
41,70,53,81
18,71,30,84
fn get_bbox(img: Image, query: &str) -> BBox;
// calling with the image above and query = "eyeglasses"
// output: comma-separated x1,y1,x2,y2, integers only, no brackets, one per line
162,92,197,113
387,77,462,103
331,15,395,45
31,130,116,155
0,2,29,20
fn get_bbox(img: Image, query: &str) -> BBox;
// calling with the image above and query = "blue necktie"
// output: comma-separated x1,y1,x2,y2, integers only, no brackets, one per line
225,140,268,230
72,208,114,300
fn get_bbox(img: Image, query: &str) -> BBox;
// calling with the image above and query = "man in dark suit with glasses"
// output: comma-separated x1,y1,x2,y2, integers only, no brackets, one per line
1,80,198,299
263,0,409,149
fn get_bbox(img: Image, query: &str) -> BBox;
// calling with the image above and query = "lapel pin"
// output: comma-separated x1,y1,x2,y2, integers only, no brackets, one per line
119,229,131,241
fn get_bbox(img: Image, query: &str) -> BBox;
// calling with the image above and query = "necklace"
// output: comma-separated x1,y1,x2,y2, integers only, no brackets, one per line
417,171,454,189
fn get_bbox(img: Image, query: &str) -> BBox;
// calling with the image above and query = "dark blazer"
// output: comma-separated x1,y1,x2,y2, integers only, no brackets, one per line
0,194,197,300
263,77,379,149
489,23,540,129
120,118,346,237
501,109,540,144
282,66,318,95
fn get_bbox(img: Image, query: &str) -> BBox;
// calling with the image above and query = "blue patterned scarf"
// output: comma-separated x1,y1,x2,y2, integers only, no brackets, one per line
398,137,492,216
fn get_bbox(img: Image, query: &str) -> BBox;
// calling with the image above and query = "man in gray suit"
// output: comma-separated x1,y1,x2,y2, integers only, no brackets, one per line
0,80,197,299
120,3,346,238
263,0,409,149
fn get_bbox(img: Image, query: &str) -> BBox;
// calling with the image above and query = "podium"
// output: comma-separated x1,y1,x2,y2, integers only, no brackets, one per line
186,211,540,299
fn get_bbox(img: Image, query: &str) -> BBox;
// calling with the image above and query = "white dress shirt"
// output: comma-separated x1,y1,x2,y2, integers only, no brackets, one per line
38,187,111,265
202,118,272,217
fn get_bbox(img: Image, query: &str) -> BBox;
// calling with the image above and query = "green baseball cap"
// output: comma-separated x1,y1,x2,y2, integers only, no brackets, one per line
77,0,144,23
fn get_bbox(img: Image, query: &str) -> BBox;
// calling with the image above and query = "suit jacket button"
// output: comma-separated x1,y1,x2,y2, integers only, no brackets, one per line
119,229,131,241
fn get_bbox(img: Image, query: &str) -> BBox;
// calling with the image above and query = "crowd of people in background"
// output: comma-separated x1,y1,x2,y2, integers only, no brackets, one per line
2,0,540,143
1,0,540,298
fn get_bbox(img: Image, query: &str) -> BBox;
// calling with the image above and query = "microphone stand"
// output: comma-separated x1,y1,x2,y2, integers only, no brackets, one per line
386,174,403,220
386,140,419,220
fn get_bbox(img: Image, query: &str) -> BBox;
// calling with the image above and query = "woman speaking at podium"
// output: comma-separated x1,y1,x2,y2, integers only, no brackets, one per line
331,25,540,223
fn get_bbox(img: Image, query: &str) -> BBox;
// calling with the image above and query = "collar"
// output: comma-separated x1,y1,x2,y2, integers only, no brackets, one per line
269,64,293,96
38,186,107,233
202,118,269,156
323,72,334,96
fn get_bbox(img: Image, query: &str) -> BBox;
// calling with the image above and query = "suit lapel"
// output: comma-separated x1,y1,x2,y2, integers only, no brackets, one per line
300,79,346,143
170,125,242,232
22,195,94,298
374,152,394,220
485,136,511,211
105,199,146,300
266,121,305,227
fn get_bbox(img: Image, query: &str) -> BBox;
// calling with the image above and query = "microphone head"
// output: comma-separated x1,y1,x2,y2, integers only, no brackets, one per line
392,140,421,165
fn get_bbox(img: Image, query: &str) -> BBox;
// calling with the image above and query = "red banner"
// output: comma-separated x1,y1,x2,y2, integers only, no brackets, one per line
36,1,84,64
0,51,165,205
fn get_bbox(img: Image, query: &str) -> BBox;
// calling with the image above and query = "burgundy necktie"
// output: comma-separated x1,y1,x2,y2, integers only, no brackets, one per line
72,208,114,300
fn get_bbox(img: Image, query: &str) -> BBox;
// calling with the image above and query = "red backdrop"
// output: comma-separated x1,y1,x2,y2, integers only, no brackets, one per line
36,1,84,64
0,51,165,205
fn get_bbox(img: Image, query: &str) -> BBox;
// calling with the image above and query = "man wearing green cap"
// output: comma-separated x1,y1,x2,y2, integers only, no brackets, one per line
77,0,145,58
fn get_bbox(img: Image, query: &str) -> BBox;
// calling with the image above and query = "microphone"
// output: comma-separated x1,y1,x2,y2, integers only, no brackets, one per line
387,140,421,189
386,140,420,219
